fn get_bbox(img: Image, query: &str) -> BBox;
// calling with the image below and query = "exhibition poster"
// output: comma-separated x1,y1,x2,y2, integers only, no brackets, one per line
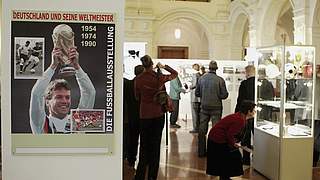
11,10,116,155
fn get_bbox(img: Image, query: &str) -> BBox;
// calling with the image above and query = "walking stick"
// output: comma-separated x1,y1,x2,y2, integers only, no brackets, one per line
165,112,168,148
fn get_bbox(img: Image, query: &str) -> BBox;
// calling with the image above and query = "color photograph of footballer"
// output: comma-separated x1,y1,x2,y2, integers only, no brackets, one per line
71,109,105,132
29,28,96,134
14,37,44,79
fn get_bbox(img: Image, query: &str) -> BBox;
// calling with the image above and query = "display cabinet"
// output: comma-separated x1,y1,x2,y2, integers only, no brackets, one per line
253,45,315,180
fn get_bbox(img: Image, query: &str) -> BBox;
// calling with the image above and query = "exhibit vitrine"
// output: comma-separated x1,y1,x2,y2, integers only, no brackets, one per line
253,45,315,180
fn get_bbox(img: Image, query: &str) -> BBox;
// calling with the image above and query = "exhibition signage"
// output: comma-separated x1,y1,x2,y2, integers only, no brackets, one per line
10,10,116,155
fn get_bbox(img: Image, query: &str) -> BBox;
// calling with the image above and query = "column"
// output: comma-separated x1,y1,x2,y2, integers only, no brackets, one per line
292,0,312,45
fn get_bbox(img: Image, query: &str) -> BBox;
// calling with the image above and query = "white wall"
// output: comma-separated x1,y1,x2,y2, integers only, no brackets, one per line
1,0,124,180
154,19,209,59
125,0,231,59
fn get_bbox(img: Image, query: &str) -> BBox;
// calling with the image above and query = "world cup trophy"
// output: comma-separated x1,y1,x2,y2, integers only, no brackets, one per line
52,24,76,76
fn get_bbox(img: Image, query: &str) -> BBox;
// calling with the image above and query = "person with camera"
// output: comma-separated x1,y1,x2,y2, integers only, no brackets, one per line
134,55,177,180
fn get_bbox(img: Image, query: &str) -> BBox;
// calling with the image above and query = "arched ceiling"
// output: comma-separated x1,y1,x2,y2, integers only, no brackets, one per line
276,1,294,44
155,17,207,42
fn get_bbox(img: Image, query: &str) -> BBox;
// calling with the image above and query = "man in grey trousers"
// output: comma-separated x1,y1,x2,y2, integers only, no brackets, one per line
189,63,201,133
195,60,228,157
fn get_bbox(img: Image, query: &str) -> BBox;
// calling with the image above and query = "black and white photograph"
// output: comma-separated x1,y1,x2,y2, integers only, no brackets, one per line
14,37,44,79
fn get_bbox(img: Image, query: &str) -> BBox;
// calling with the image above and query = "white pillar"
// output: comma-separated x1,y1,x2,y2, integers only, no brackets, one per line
292,0,312,45
247,0,263,47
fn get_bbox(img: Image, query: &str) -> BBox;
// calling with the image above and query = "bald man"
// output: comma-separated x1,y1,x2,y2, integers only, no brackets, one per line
235,65,255,165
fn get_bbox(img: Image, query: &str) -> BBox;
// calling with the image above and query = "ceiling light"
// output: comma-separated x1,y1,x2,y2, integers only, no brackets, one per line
174,28,181,39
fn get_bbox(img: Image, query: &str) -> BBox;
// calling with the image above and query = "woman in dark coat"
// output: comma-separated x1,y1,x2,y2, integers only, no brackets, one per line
206,100,256,180
134,55,177,180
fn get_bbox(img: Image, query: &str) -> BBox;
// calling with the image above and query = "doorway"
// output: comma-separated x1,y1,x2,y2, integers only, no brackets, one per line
157,46,188,59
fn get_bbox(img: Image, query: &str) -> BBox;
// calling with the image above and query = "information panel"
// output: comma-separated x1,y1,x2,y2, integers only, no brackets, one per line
10,10,116,155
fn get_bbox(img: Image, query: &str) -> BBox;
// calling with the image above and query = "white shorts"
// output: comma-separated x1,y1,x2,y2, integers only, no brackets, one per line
29,55,40,64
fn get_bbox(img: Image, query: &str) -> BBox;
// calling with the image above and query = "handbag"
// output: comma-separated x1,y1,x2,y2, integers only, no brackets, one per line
153,67,174,113
153,90,174,113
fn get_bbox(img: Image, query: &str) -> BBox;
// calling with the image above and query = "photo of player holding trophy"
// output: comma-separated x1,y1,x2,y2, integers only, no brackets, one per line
29,32,96,134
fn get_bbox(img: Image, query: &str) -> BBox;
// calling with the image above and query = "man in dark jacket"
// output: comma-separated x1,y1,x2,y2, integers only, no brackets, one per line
235,65,255,165
123,65,144,167
195,60,229,157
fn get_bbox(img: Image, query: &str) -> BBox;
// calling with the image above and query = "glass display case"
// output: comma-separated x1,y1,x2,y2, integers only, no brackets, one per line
253,45,315,180
255,45,315,138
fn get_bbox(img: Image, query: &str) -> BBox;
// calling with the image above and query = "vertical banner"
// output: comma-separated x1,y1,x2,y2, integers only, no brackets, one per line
11,10,116,155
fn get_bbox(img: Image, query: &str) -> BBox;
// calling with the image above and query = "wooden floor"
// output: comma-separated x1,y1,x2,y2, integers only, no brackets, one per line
124,118,320,180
